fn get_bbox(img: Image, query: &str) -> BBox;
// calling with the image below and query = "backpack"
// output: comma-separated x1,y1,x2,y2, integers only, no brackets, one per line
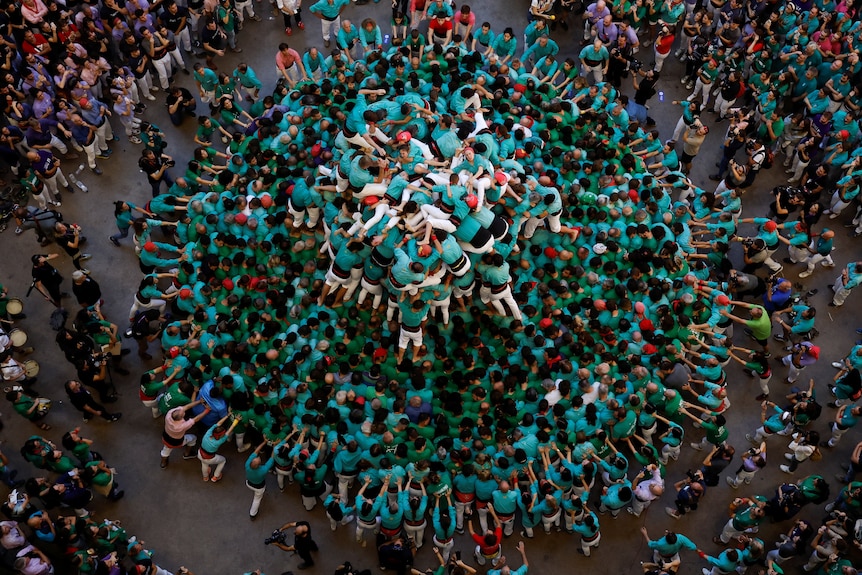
49,307,68,331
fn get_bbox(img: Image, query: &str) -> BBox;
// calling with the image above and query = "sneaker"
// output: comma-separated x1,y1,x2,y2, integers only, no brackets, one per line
823,262,836,268
779,465,791,473
798,270,812,278
79,268,90,275
80,253,92,260
51,201,62,207
298,21,305,29
784,453,794,461
773,333,785,342
129,135,142,144
92,166,103,175
237,443,252,453
689,442,703,451
626,507,639,516
14,226,22,235
745,433,757,444
285,26,292,35
109,236,120,246
182,453,197,460
211,473,223,483
161,457,169,468
665,507,680,519
202,475,210,482
145,94,156,101
726,476,738,489
96,152,111,159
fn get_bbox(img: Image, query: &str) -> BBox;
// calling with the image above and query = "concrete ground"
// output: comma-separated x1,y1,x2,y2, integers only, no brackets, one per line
1,0,860,574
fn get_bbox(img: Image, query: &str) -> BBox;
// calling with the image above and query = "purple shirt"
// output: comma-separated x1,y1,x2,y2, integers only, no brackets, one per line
31,150,56,175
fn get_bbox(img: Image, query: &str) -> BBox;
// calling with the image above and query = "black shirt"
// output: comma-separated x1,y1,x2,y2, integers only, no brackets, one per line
72,277,102,307
167,87,194,109
160,5,189,31
138,156,165,183
201,25,226,51
55,231,80,257
32,262,62,286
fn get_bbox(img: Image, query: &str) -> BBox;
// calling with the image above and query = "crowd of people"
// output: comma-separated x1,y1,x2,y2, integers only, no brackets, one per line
3,0,862,572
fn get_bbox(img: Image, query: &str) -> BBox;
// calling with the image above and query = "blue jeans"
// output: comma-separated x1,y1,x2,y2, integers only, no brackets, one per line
110,227,130,243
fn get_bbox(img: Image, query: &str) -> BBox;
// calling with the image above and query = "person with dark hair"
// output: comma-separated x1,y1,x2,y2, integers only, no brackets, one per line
665,469,706,519
64,379,121,423
30,253,65,307
468,504,502,566
780,430,819,474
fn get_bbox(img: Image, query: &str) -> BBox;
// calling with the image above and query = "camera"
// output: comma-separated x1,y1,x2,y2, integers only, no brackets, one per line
165,159,176,167
628,59,643,73
264,529,287,545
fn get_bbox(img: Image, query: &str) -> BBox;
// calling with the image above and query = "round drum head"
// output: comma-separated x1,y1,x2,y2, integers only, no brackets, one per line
6,298,23,315
9,329,27,347
23,359,39,377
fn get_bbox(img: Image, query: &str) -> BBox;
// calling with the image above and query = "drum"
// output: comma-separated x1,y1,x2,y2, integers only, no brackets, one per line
9,328,27,347
6,298,23,315
23,359,39,377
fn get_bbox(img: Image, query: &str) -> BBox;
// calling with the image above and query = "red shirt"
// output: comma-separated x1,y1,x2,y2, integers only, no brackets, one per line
472,527,502,556
429,18,453,34
655,33,675,55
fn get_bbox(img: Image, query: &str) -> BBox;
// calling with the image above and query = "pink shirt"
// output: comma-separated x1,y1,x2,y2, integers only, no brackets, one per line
165,406,195,439
276,48,301,70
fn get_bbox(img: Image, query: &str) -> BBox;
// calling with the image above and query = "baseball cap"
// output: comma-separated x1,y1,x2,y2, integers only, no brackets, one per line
222,278,234,290
143,242,157,252
763,220,778,232
538,318,553,329
716,294,730,306
234,213,247,225
79,97,90,107
806,344,820,359
396,131,411,142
